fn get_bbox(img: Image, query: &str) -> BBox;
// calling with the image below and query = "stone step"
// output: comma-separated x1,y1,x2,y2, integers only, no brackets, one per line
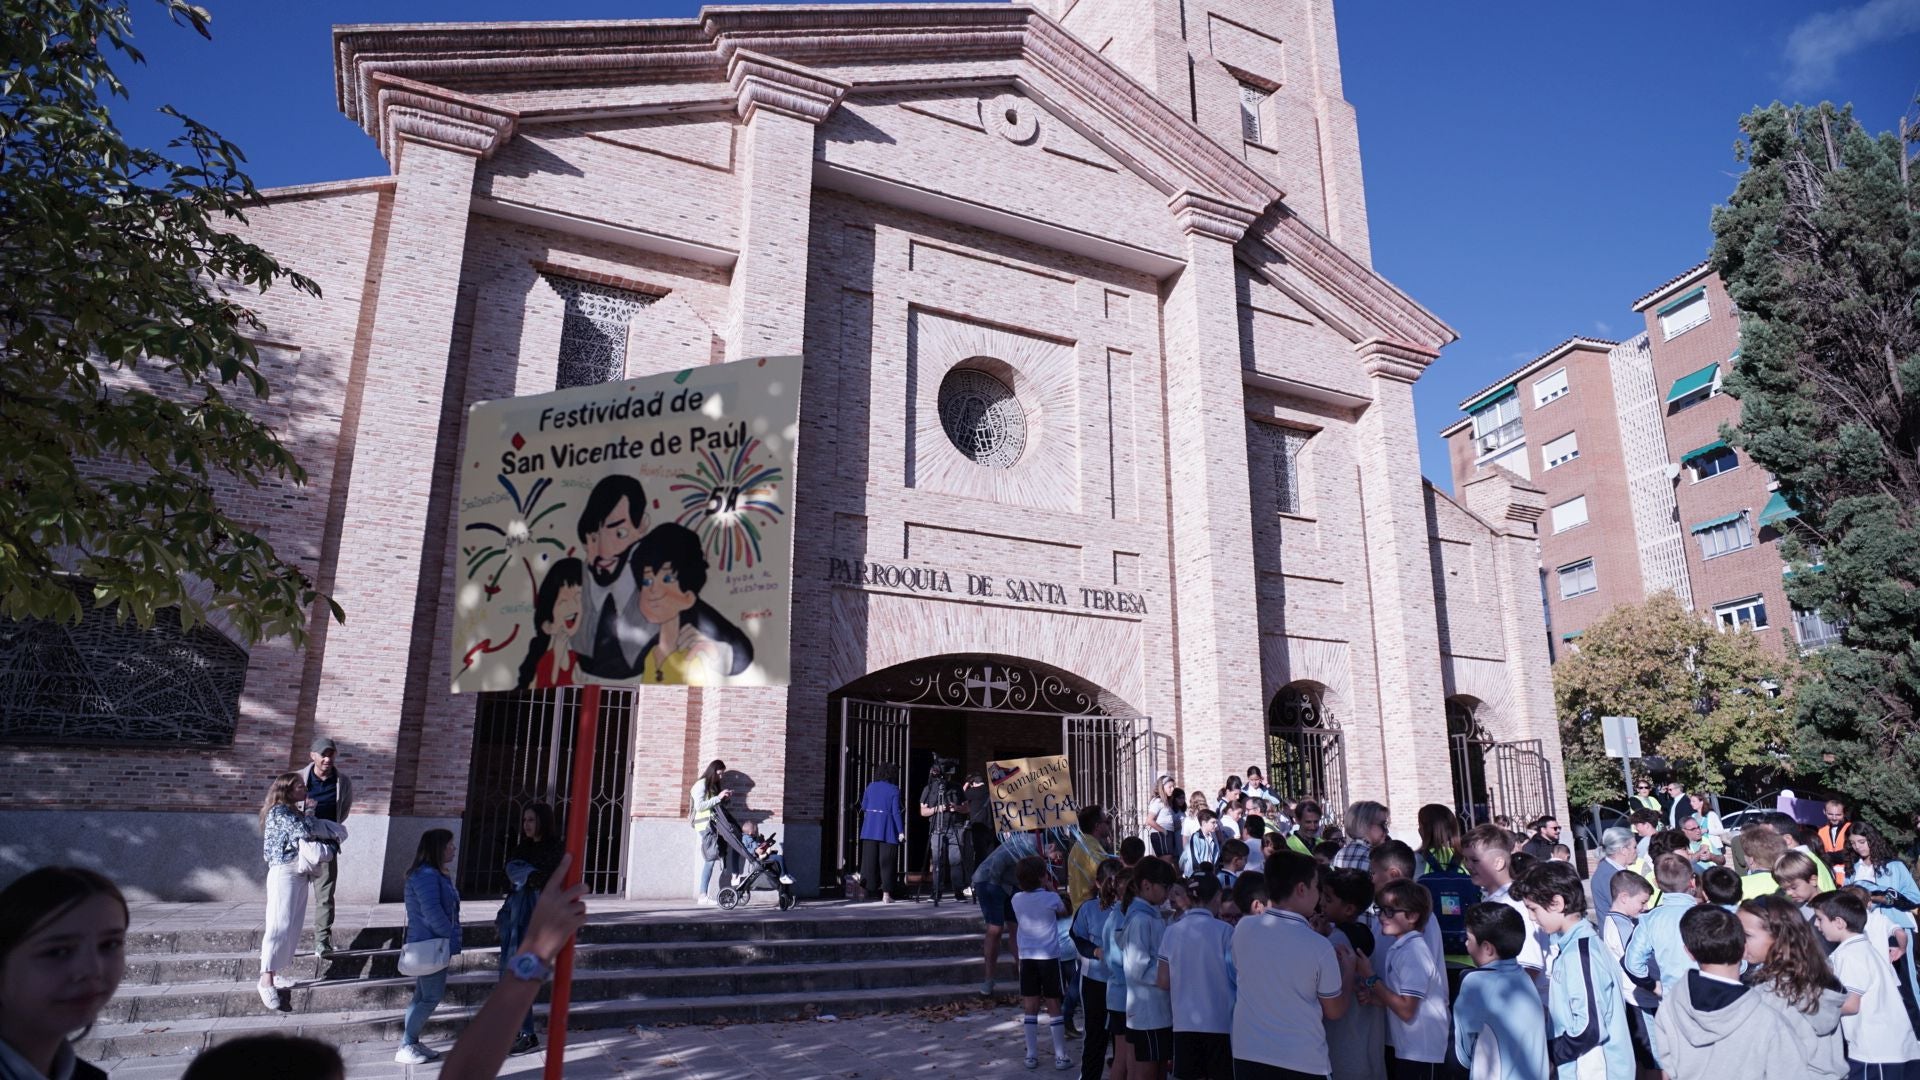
80,980,1016,1061
120,931,990,986
124,905,977,956
101,953,1016,1024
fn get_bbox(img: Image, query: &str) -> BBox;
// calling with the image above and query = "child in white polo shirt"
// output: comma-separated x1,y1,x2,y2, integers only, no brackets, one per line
1230,852,1359,1080
1813,889,1920,1078
1009,855,1070,1071
1357,879,1449,1080
1159,874,1235,1080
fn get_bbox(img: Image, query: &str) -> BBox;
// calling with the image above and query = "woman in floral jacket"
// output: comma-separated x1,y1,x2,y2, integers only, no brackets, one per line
258,771,314,1012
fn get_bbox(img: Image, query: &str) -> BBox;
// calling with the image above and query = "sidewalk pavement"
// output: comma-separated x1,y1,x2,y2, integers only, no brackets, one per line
96,999,1046,1079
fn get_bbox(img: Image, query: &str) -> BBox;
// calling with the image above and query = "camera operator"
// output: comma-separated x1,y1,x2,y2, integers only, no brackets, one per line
920,758,967,905
963,772,995,890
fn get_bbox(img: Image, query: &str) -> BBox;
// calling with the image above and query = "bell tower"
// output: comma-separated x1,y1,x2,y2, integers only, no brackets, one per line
1033,0,1372,265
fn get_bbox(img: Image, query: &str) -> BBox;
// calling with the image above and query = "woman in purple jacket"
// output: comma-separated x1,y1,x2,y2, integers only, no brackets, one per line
858,764,906,902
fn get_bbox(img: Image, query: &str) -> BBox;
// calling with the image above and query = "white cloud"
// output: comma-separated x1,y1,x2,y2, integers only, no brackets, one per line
1594,320,1613,336
1783,0,1920,94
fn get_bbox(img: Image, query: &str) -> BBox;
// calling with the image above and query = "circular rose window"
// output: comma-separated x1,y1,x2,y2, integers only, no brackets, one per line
938,367,1027,468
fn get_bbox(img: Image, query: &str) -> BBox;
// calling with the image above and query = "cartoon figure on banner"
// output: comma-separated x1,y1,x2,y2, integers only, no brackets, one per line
634,523,745,685
543,474,753,686
515,558,583,690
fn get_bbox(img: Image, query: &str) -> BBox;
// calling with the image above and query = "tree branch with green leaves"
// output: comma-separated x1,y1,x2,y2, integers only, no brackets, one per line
1,0,341,644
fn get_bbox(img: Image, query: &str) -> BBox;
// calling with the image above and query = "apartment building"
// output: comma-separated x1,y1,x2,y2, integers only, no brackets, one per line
1441,262,1841,659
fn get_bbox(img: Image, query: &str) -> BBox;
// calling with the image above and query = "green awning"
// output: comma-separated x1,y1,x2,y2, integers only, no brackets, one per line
1783,562,1826,580
1465,383,1516,414
1680,439,1729,464
1667,362,1720,403
1561,630,1584,642
1656,287,1706,316
1690,511,1744,534
1758,491,1799,527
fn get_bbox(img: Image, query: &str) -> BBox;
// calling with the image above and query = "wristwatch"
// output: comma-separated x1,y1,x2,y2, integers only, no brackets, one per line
1360,975,1382,989
507,950,552,982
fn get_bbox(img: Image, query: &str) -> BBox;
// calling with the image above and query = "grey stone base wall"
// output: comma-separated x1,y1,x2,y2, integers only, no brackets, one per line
0,809,452,903
621,818,822,899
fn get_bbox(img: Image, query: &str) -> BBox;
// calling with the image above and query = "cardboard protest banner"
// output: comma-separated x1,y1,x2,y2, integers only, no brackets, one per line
451,356,802,692
987,754,1079,833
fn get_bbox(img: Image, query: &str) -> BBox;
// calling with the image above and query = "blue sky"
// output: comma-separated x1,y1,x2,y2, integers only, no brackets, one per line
110,0,1920,487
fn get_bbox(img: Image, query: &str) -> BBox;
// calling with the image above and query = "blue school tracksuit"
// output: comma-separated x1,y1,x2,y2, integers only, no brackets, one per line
1454,958,1549,1080
1545,920,1635,1080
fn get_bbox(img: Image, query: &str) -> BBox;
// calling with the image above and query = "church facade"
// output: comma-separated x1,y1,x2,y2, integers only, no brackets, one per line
0,1,1565,900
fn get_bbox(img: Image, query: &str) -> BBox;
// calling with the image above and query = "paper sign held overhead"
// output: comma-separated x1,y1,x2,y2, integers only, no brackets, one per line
450,356,803,692
989,754,1079,833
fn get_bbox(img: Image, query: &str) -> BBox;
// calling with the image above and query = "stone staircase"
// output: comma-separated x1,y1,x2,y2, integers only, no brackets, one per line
83,903,1010,1061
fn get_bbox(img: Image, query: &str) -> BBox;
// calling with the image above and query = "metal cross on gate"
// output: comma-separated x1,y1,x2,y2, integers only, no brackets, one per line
963,665,1012,709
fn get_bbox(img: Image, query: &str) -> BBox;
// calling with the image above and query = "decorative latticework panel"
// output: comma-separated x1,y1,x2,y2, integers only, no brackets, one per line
1606,334,1693,607
1252,423,1309,516
547,276,655,390
937,368,1027,469
0,589,247,746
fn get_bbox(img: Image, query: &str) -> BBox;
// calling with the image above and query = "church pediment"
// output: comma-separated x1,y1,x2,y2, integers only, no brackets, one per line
821,87,1182,262
332,4,1452,353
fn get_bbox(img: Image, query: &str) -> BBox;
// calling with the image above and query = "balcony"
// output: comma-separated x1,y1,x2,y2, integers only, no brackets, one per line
1474,418,1526,458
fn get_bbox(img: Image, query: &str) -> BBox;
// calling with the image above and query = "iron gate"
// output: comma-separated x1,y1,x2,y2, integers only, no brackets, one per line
1063,714,1156,841
1450,732,1493,827
1267,727,1347,812
458,687,636,897
1490,739,1556,828
837,698,911,883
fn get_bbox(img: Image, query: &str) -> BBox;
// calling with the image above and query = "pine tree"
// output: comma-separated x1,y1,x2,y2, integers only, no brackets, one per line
1710,102,1920,834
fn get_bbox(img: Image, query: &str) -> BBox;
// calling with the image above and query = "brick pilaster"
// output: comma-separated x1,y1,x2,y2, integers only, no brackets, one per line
310,92,509,815
1161,191,1268,789
1353,339,1453,822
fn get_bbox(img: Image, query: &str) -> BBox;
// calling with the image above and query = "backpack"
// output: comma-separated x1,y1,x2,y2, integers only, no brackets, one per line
1417,850,1483,956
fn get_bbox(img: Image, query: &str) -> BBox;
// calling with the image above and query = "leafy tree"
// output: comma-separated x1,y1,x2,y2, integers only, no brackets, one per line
1710,102,1920,834
1555,593,1795,809
1,0,339,644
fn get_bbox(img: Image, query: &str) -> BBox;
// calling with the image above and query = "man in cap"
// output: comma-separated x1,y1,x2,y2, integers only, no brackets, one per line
303,736,354,955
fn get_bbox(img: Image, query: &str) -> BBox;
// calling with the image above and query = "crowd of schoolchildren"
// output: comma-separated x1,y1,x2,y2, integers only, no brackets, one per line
991,773,1920,1080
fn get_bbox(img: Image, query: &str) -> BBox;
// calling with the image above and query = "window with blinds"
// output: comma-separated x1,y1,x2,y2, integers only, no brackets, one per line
1551,495,1589,533
1542,431,1580,470
1533,368,1569,407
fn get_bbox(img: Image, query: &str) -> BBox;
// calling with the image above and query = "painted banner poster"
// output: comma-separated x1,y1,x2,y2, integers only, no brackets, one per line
988,755,1079,833
451,356,802,693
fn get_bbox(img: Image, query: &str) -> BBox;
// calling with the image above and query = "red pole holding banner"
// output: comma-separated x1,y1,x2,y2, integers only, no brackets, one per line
543,682,601,1080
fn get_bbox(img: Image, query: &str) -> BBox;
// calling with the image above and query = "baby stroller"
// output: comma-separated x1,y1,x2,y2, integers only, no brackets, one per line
712,810,797,911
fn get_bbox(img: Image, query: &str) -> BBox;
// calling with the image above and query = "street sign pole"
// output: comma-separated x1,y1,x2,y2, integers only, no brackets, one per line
1601,715,1643,805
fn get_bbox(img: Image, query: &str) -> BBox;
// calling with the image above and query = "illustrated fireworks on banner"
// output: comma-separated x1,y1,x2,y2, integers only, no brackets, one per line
461,470,569,600
672,438,785,570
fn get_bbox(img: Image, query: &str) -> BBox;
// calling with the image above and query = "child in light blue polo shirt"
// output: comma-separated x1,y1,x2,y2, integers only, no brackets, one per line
1453,903,1549,1080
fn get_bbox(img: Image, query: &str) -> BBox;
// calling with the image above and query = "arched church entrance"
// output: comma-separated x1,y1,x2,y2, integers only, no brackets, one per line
1266,682,1347,813
1448,696,1556,830
1448,697,1492,827
828,656,1152,893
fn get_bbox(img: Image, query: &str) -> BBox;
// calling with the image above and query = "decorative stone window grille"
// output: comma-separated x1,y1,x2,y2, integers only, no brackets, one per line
1255,423,1309,515
0,582,248,746
1239,82,1267,143
547,276,654,389
938,367,1027,468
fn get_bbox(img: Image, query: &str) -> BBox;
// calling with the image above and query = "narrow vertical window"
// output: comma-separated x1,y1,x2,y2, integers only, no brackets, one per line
547,276,654,389
1239,81,1266,144
1272,427,1308,515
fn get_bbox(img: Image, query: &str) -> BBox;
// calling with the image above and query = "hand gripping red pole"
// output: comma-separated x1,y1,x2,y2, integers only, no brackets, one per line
543,682,601,1080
